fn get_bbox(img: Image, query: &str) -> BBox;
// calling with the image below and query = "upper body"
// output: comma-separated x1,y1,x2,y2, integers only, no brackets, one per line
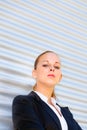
12,51,82,130
12,91,82,130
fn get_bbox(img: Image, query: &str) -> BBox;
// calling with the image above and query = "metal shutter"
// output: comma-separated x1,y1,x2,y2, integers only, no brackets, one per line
1,1,87,130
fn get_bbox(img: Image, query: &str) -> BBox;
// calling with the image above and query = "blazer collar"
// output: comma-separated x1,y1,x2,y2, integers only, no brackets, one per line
28,91,62,130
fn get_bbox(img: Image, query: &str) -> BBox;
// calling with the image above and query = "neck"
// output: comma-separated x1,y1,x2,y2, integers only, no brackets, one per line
34,83,55,98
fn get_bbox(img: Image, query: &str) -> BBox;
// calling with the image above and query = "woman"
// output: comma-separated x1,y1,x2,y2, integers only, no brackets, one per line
12,51,82,130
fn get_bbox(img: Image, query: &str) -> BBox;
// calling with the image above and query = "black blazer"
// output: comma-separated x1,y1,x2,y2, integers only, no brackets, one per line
12,91,82,130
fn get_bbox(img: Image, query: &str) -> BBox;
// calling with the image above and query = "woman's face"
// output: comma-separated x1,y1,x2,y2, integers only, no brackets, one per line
32,52,62,86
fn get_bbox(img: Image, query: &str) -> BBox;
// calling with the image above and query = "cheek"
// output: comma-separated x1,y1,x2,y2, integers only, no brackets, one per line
56,70,61,75
36,69,48,80
36,69,45,77
56,70,62,78
37,67,47,73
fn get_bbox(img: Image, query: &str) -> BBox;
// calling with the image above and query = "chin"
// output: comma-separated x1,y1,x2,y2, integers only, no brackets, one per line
46,81,57,86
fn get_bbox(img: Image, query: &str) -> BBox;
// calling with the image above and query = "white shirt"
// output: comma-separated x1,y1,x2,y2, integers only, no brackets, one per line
34,91,68,130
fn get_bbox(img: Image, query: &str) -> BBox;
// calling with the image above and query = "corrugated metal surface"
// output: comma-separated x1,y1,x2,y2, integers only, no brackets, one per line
0,1,87,130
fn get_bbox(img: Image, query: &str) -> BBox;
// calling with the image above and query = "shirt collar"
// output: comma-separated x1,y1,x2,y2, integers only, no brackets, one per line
34,91,57,104
34,91,48,103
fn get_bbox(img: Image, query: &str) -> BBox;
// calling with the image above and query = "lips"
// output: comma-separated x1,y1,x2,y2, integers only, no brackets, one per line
48,74,55,77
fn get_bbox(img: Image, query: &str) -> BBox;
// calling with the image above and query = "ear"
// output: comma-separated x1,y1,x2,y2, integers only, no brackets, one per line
32,69,37,79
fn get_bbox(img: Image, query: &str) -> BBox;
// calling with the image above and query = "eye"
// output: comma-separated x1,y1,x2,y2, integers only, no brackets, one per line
42,64,49,67
54,66,60,69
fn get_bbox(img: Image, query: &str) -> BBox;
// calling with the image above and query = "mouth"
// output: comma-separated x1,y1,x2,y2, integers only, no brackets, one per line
47,74,55,78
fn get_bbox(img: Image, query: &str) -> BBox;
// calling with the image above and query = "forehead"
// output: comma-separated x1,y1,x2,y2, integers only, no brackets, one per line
39,52,60,63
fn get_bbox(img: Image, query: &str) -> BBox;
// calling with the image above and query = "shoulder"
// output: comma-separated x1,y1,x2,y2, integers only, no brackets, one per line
12,92,31,105
12,91,43,119
12,91,39,106
59,105,73,118
12,91,37,114
13,95,28,104
60,106,82,130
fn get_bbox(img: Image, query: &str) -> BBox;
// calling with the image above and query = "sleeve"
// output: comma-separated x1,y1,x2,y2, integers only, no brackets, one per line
12,96,44,130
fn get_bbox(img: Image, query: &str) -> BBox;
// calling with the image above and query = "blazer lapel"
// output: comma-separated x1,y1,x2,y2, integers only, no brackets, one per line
61,107,72,130
41,101,62,130
29,91,62,130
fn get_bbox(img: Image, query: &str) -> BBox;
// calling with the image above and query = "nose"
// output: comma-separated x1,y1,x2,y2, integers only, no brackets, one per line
49,66,54,72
